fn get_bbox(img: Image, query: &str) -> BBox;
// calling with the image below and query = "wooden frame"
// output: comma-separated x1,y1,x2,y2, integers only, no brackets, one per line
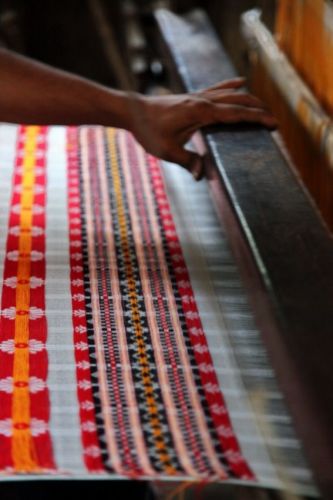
155,9,333,498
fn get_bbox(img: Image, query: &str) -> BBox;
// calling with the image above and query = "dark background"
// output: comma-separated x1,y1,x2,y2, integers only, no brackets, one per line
0,0,276,91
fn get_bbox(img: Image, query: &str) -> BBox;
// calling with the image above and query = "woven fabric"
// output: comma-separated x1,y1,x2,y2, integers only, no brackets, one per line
0,124,317,496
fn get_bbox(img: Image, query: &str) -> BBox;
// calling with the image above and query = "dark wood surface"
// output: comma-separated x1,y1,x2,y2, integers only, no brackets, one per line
155,8,333,499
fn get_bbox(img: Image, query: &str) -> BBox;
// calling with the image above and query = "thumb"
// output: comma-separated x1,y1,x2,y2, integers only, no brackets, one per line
167,148,204,181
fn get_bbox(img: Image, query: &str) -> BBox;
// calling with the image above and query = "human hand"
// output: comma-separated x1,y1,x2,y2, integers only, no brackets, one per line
128,78,277,180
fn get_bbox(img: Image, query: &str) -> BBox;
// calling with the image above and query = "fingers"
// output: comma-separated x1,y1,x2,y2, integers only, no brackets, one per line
204,77,246,92
205,91,266,109
213,104,278,128
191,84,277,129
165,148,205,181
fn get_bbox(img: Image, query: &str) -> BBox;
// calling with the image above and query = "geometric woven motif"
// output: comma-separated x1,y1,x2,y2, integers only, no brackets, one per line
0,125,317,497
0,125,251,479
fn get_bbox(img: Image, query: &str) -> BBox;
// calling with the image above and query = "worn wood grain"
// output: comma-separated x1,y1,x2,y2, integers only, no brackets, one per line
155,9,333,499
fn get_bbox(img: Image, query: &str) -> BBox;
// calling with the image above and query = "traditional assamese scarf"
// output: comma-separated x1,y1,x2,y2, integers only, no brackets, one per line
0,124,317,497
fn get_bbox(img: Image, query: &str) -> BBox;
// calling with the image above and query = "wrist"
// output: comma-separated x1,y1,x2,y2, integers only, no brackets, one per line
101,89,143,131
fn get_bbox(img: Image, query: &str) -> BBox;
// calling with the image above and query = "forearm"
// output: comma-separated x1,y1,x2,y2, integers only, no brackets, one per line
0,48,135,128
0,48,276,176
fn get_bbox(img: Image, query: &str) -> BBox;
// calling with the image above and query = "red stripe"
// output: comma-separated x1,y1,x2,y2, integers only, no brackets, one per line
0,128,21,470
147,153,255,480
67,127,104,471
0,125,55,471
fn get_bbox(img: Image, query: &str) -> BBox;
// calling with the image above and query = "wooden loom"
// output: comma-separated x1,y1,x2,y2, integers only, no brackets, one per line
244,0,333,230
155,5,333,499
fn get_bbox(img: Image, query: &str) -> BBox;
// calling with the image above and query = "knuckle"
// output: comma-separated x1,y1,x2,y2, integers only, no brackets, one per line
189,96,212,113
198,99,214,122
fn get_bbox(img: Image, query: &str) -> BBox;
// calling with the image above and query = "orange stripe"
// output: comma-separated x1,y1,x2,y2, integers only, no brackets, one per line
107,129,176,474
12,126,39,471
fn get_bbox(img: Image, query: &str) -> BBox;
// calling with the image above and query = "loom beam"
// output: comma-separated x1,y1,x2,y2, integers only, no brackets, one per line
155,8,333,499
242,8,333,172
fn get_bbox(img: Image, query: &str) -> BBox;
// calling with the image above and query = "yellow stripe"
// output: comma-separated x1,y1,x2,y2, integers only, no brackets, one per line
107,129,176,474
12,126,40,471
